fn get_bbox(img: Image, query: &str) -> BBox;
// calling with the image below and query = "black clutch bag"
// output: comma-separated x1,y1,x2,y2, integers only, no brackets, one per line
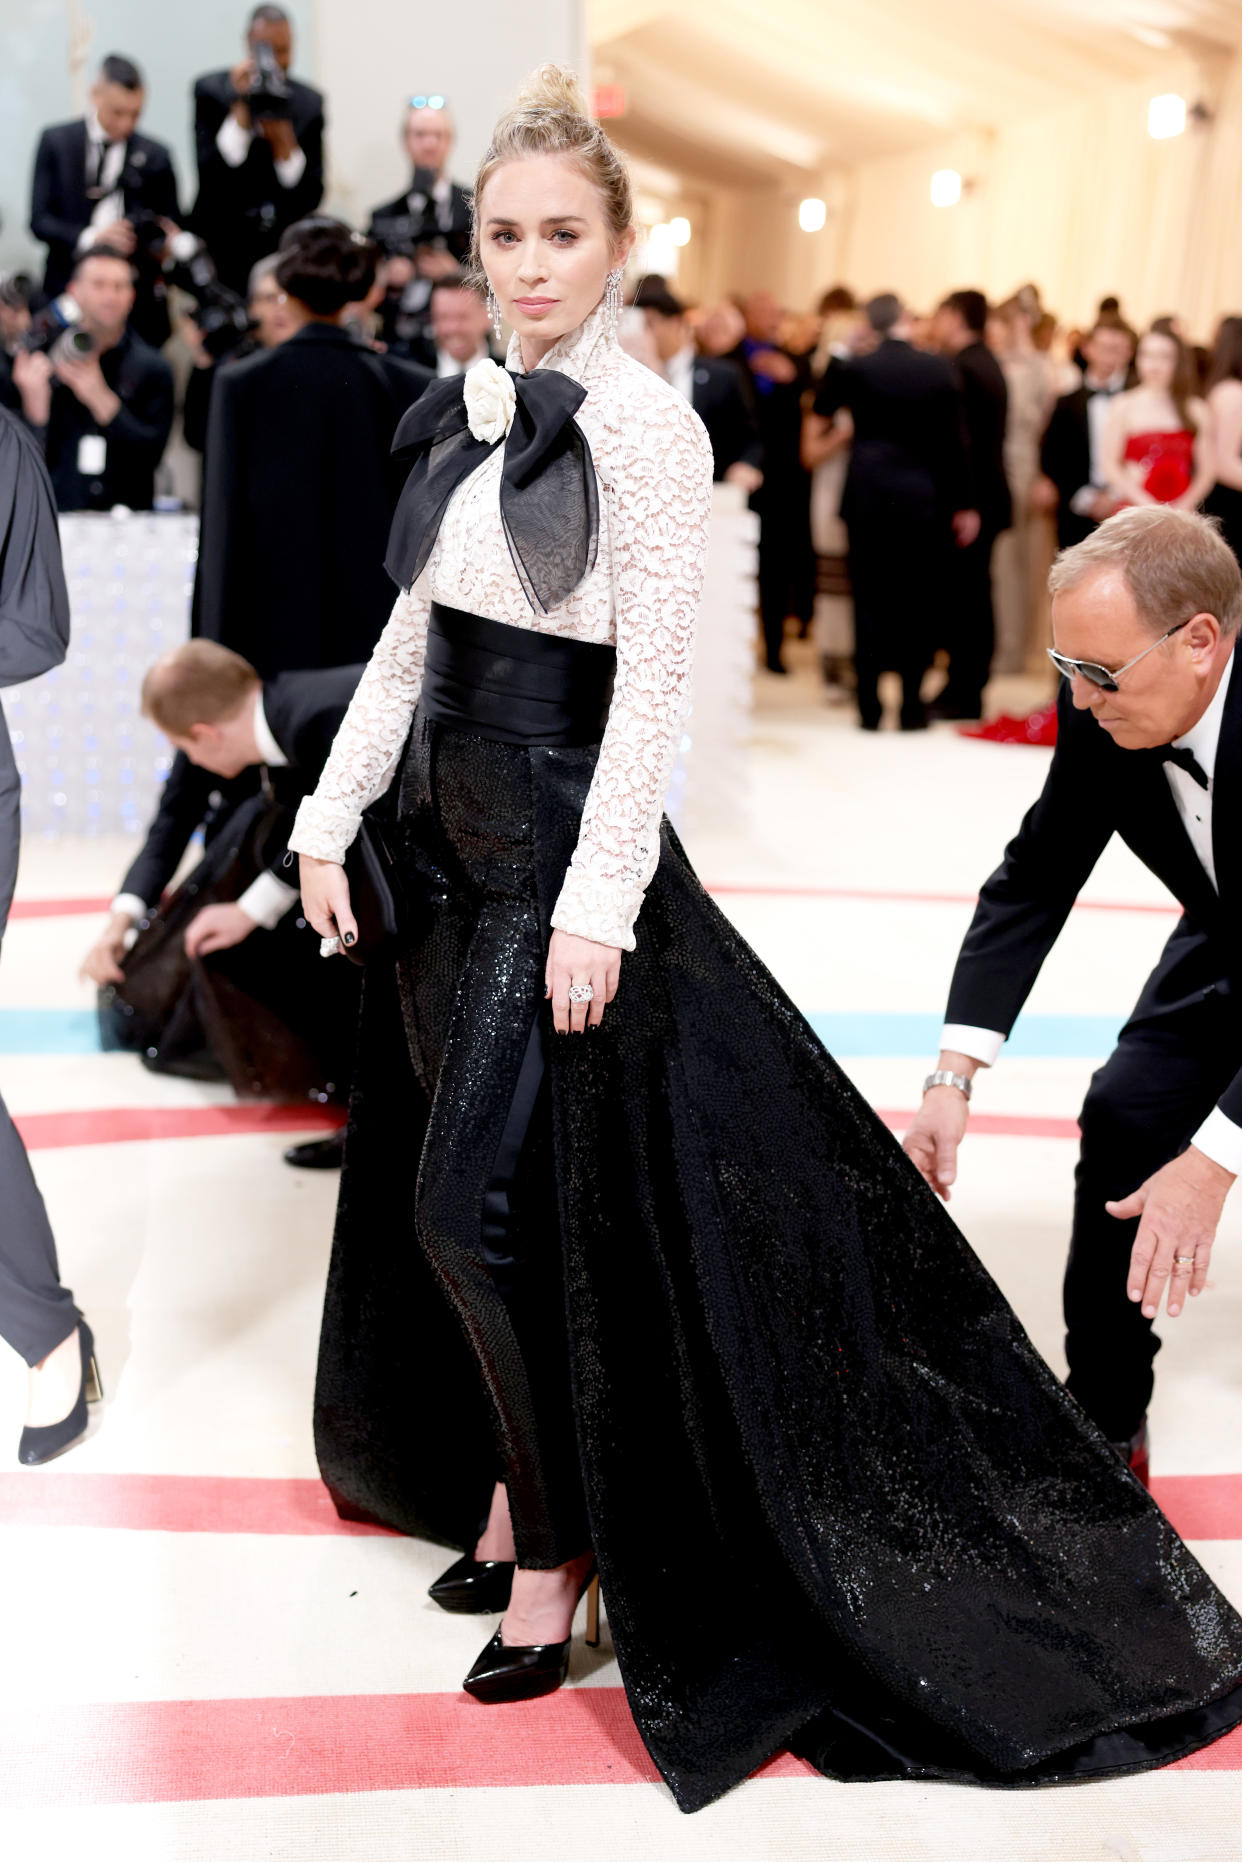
340,811,402,966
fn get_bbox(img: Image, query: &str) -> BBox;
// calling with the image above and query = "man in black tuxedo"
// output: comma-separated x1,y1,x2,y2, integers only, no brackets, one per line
425,276,502,377
813,293,972,731
191,5,324,294
632,276,763,487
1037,320,1136,549
81,642,364,1167
369,99,473,366
10,246,174,512
904,507,1242,1481
29,54,182,350
930,288,1012,720
740,290,815,674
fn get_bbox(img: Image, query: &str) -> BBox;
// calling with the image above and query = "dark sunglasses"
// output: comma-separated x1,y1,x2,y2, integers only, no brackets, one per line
1046,616,1191,692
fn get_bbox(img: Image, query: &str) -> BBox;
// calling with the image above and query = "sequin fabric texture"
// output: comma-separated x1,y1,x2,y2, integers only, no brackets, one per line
289,299,715,952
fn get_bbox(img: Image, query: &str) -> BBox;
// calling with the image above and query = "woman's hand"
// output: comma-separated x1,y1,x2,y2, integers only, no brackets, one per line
545,928,621,1034
298,854,358,953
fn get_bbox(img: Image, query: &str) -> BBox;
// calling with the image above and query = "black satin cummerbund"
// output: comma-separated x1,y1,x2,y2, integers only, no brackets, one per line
419,603,616,746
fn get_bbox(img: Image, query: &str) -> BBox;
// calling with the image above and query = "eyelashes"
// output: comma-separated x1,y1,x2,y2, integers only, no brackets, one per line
490,230,580,246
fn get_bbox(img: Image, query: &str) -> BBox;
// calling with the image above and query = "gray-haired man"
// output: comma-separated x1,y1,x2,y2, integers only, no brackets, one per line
904,506,1241,1481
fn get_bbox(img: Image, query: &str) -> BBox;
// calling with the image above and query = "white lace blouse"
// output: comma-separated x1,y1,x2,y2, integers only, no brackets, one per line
288,299,715,951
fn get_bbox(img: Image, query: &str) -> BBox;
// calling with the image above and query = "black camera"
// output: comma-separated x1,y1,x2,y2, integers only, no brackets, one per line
0,271,35,314
370,168,445,259
20,294,98,362
164,234,254,359
249,40,292,122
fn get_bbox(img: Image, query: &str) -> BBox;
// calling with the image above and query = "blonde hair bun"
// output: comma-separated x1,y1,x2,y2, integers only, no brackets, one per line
513,63,591,119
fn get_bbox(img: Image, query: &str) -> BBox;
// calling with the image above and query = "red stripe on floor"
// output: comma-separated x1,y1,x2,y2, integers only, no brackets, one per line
14,1103,345,1150
7,895,111,919
878,1109,1081,1140
4,1471,1241,1542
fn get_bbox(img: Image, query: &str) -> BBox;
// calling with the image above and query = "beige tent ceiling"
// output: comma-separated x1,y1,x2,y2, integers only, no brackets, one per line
591,0,1242,186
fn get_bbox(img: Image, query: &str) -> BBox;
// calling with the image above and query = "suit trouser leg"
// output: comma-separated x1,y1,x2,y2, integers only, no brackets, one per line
942,529,997,712
0,1087,80,1366
1065,998,1236,1442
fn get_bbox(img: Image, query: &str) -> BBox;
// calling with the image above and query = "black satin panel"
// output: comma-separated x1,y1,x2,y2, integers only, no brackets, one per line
420,604,615,747
314,727,1242,1811
384,370,599,613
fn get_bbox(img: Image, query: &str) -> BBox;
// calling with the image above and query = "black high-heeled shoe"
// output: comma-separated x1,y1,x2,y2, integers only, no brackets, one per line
18,1323,103,1467
462,1566,601,1704
428,1553,516,1614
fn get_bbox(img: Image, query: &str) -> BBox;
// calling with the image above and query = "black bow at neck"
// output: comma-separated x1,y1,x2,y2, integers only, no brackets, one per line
384,367,599,615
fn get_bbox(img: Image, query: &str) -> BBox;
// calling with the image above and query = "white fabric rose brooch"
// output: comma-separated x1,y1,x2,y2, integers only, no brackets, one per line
463,358,516,444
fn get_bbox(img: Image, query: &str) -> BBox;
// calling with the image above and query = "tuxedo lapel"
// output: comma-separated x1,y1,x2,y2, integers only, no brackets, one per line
1122,747,1219,925
1211,652,1242,922
67,120,91,221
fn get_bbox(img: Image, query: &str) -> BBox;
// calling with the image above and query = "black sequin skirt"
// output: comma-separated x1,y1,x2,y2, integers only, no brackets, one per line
315,606,1242,1812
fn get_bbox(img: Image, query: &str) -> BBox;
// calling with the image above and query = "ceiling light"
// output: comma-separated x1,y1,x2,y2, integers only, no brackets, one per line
669,216,692,247
1148,93,1186,139
798,197,826,233
930,169,961,207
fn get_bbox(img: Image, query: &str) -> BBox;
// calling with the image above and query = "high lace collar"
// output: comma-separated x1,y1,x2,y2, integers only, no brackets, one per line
505,297,615,387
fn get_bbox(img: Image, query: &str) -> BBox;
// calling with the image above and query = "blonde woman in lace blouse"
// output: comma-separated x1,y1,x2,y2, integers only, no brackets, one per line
288,67,1242,1814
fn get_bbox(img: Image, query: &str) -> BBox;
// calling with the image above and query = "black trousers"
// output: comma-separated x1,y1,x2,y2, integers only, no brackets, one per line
846,517,942,726
939,526,999,715
0,1087,80,1366
1066,986,1238,1442
756,478,815,668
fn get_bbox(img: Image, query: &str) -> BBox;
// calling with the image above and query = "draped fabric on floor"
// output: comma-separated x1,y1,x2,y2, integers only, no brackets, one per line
314,730,1242,1815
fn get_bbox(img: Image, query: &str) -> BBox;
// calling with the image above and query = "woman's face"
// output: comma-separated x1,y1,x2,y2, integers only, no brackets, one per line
479,153,632,352
1137,332,1177,390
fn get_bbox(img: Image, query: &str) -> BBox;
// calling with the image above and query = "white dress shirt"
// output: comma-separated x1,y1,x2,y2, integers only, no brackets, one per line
943,651,1242,1174
436,343,489,379
76,113,129,253
112,693,299,930
1069,369,1128,517
216,109,307,189
666,344,696,406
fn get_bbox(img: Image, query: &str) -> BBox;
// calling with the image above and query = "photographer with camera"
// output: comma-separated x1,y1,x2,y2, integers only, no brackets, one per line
196,218,430,676
191,5,325,296
29,55,182,352
368,96,472,365
11,247,174,513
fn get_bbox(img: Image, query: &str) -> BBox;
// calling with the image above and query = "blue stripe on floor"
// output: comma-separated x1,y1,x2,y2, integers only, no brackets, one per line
0,1007,1123,1059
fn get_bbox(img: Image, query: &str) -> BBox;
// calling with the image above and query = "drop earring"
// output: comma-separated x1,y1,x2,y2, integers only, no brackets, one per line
604,267,624,328
486,285,503,343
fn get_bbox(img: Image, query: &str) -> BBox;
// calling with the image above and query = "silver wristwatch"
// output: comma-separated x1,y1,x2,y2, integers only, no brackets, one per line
923,1069,972,1101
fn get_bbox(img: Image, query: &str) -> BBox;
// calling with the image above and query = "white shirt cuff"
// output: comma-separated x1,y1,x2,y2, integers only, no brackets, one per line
1192,1108,1242,1178
274,146,307,188
940,1024,1005,1067
216,113,252,167
236,870,299,930
110,892,148,922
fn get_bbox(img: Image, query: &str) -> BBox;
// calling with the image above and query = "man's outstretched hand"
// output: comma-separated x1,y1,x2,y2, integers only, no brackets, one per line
1113,1146,1235,1319
902,1085,971,1202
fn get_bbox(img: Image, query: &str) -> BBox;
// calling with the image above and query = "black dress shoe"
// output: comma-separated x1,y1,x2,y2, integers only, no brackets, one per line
927,699,983,723
19,1323,103,1466
1109,1418,1150,1489
283,1129,346,1170
429,1554,516,1614
463,1570,600,1704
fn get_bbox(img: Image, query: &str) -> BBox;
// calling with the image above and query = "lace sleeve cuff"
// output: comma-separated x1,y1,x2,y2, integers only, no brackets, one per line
288,795,362,866
550,869,647,953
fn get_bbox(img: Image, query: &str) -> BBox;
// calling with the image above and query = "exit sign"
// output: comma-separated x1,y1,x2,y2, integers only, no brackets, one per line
592,84,627,118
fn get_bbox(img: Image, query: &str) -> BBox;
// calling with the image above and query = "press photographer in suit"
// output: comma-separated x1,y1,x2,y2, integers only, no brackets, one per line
191,4,324,294
632,275,763,488
11,246,174,513
369,96,472,366
81,642,365,1169
904,507,1242,1483
30,54,182,350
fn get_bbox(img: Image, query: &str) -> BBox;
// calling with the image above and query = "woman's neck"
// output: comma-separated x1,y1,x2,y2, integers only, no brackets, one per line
519,332,561,372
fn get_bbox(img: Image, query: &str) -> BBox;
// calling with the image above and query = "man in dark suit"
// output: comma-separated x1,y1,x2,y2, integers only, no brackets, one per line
10,246,174,512
930,288,1012,720
1037,320,1136,549
195,292,431,675
29,54,182,350
425,275,503,377
904,507,1242,1484
740,290,815,674
813,293,972,731
632,275,763,487
369,99,473,366
191,5,324,293
81,642,364,1167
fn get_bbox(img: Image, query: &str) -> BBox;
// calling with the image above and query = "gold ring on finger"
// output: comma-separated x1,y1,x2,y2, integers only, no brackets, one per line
1173,1254,1196,1267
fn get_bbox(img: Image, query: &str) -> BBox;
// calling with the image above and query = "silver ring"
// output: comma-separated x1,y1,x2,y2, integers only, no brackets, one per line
567,982,595,1003
319,935,341,958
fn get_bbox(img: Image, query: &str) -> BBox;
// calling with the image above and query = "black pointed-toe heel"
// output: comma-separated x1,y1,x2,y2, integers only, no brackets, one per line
18,1323,103,1467
462,1569,601,1704
428,1553,516,1614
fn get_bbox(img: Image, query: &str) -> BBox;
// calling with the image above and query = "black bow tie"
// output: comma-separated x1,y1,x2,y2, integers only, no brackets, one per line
1160,744,1210,790
386,368,598,614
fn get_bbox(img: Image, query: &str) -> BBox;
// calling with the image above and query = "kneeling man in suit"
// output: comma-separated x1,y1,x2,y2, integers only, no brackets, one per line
904,506,1242,1482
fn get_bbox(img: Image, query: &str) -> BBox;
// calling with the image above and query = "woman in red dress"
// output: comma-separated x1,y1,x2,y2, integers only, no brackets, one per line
1102,320,1215,509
